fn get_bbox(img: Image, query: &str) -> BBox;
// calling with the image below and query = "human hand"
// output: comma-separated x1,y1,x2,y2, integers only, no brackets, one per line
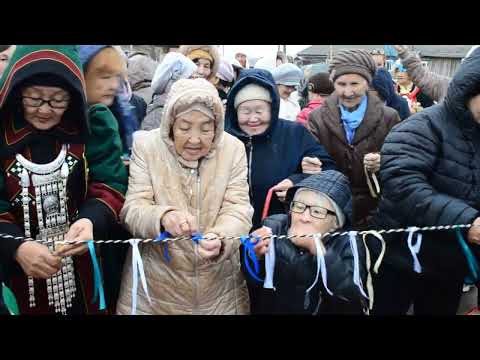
251,226,272,258
290,235,325,255
364,152,381,173
161,210,198,237
197,233,222,260
411,102,423,114
54,218,92,257
393,45,408,54
468,217,480,245
301,156,322,174
15,241,62,278
272,179,294,203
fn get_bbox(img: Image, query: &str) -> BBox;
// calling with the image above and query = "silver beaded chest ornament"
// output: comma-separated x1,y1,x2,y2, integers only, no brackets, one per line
16,145,76,315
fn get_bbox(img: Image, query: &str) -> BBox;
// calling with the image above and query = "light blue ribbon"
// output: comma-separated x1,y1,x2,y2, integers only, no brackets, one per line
88,240,106,311
263,235,276,290
455,228,480,285
129,239,152,315
348,231,368,299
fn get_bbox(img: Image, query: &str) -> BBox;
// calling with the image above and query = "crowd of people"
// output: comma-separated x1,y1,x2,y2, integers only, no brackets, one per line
0,44,479,316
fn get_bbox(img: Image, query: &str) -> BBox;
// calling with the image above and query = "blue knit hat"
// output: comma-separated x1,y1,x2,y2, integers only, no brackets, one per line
78,45,109,68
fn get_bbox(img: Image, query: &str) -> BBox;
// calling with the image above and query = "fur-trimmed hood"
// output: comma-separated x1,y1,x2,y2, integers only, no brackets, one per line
178,45,220,81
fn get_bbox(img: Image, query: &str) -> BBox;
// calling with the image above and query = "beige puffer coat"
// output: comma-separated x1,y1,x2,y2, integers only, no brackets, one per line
116,78,253,315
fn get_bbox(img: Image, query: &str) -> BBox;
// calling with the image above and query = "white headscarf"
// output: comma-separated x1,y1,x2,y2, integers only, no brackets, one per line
217,59,235,83
151,52,197,95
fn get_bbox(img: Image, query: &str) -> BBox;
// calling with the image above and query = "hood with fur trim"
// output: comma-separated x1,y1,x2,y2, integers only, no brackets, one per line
178,45,220,81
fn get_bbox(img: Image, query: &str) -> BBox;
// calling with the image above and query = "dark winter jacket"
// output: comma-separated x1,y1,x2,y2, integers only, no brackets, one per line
308,93,400,227
375,47,480,280
372,68,411,120
129,93,147,127
225,69,337,229
110,95,141,155
249,214,367,314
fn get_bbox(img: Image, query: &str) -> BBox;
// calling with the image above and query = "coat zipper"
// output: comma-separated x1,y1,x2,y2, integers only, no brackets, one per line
193,166,201,314
246,136,254,201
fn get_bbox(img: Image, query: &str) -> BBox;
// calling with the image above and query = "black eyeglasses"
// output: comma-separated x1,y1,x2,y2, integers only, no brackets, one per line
290,201,336,220
370,49,385,56
22,96,70,109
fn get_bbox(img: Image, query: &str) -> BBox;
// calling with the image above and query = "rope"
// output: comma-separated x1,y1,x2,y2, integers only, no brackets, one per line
2,224,475,246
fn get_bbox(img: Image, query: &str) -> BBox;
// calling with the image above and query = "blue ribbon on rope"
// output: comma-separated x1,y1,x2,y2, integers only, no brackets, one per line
88,240,106,311
455,228,480,285
240,235,264,283
154,232,172,262
191,232,203,244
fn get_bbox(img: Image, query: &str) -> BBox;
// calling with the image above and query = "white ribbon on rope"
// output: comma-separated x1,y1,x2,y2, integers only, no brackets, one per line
362,231,386,311
304,234,333,310
348,231,369,299
407,227,423,274
129,239,152,315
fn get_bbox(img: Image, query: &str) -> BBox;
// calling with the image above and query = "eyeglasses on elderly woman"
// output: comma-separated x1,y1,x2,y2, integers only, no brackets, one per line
290,200,336,220
21,96,70,109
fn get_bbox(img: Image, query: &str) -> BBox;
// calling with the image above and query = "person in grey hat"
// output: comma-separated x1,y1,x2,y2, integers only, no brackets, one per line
271,63,303,121
127,52,158,105
247,171,378,314
308,49,401,228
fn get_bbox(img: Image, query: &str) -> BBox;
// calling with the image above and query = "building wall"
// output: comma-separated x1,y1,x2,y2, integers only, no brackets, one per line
298,54,461,78
424,57,461,78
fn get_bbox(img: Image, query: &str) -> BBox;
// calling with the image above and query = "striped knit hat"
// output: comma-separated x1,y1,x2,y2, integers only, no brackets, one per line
329,49,377,84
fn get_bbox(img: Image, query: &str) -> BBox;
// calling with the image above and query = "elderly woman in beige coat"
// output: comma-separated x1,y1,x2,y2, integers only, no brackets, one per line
116,78,253,315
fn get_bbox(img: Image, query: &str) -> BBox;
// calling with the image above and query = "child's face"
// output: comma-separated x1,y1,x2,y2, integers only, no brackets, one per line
85,69,122,106
84,48,126,106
